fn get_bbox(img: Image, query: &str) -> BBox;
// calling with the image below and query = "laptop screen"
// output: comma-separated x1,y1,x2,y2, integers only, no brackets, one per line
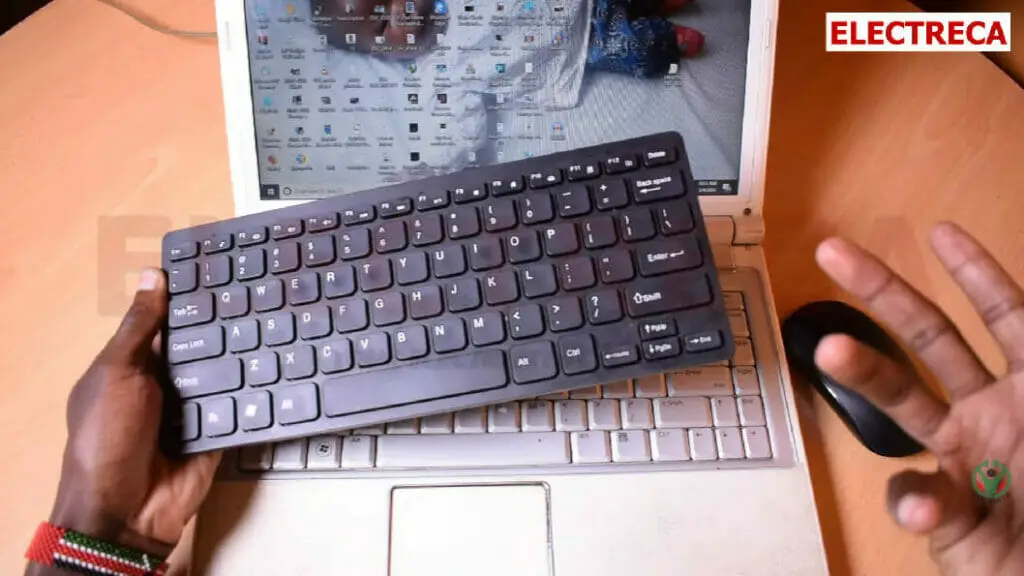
244,0,751,201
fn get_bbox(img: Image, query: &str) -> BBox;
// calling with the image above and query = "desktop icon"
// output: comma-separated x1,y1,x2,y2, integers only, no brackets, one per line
435,64,448,74
495,34,503,42
496,2,505,11
464,3,475,12
319,35,328,46
286,3,296,15
254,4,268,18
436,33,446,44
496,122,504,133
295,154,308,165
262,96,273,107
409,123,419,133
321,66,330,76
324,124,333,135
525,62,534,74
438,122,448,131
667,63,679,75
345,1,355,13
266,127,276,136
345,33,357,44
410,152,421,161
406,62,418,74
375,35,386,45
349,97,360,104
465,63,476,75
321,96,333,105
468,151,477,162
353,124,362,134
374,4,386,14
495,63,506,74
313,3,323,16
553,31,566,45
406,1,416,13
496,93,505,104
268,155,278,165
434,0,447,14
523,34,535,43
551,122,564,135
406,34,416,45
292,95,303,105
437,93,448,104
523,0,535,12
261,66,271,76
295,126,305,135
290,68,301,76
408,93,419,104
257,34,269,45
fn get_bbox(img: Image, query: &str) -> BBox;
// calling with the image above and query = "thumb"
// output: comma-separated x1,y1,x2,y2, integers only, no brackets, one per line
102,268,168,366
887,469,983,549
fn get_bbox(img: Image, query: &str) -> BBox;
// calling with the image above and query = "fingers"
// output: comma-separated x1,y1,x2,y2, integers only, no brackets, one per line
815,334,949,450
816,238,992,399
177,451,224,514
929,222,1024,373
887,469,982,551
100,268,168,366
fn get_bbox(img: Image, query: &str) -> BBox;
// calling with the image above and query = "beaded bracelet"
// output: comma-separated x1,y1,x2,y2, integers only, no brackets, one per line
25,522,169,576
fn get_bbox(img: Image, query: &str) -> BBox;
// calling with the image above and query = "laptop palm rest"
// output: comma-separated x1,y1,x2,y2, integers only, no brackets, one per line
389,484,552,576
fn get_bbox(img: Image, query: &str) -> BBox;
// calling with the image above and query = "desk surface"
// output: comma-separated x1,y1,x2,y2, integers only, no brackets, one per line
0,1,1021,574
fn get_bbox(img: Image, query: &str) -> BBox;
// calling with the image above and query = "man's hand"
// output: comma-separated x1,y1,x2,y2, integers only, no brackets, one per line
814,222,1024,575
40,269,221,565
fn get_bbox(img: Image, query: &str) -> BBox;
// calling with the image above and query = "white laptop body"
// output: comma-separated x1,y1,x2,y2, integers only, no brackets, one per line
192,1,830,574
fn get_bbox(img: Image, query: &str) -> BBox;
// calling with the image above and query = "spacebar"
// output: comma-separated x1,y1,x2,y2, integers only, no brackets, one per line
322,350,509,417
376,433,571,468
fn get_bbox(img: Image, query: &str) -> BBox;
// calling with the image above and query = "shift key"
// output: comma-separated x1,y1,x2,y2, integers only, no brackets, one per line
169,358,243,399
624,273,712,317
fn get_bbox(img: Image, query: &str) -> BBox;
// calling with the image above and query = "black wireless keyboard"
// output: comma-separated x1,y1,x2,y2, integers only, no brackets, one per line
160,132,735,454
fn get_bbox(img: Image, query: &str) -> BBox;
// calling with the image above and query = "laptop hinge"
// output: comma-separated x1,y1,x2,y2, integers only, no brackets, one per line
706,216,736,270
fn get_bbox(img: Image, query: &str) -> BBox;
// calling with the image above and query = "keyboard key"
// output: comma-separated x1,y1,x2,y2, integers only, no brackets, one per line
624,273,711,318
169,293,214,328
370,292,406,326
621,398,654,429
453,408,487,433
342,206,376,225
338,229,371,260
335,299,369,333
587,399,621,430
642,337,681,360
602,381,633,398
447,206,480,239
556,186,591,217
689,428,718,460
728,310,750,338
521,264,557,298
650,429,690,461
733,366,761,395
395,252,429,285
619,210,656,242
604,154,638,174
643,147,677,167
519,194,554,225
668,367,733,396
469,312,506,346
270,220,303,240
452,184,486,203
654,398,711,428
411,214,444,247
508,304,544,339
446,278,481,313
634,374,665,398
738,397,767,426
263,313,296,347
379,198,413,218
168,325,224,365
543,222,579,256
432,318,467,353
179,403,200,441
684,330,723,353
469,237,504,271
571,431,611,463
555,400,587,431
656,203,695,236
376,432,570,468
483,199,517,232
201,255,232,288
169,241,199,261
572,388,604,401
431,245,467,278
387,419,419,434
394,325,429,360
272,439,307,470
202,397,236,437
245,352,280,387
276,383,320,425
510,341,558,384
582,216,617,249
483,270,519,305
303,236,336,267
597,251,634,284
528,169,562,188
171,358,242,400
318,339,353,374
488,403,520,432
238,444,272,471
546,297,583,332
415,190,449,211
585,290,623,325
354,332,391,366
629,169,685,204
558,257,596,291
282,346,316,380
342,435,377,468
227,319,259,353
567,162,601,181
374,221,408,254
306,214,339,233
639,317,677,341
408,285,444,319
733,338,755,366
557,334,597,375
489,176,523,196
306,435,342,469
593,180,629,210
286,273,320,306
716,428,745,460
636,238,703,277
358,260,393,292
711,397,740,427
168,263,198,295
522,400,555,432
507,230,542,263
420,413,454,434
270,244,300,274
742,427,772,459
238,391,272,431
323,266,356,299
216,285,249,319
611,430,651,462
202,234,233,255
322,351,508,417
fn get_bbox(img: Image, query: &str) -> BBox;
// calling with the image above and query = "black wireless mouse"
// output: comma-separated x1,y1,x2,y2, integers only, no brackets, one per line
781,300,925,458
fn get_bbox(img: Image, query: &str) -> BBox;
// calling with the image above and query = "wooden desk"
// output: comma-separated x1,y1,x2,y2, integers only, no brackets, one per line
0,0,1020,574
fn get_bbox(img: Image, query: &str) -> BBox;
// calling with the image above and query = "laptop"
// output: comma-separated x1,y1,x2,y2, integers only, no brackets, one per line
191,0,830,574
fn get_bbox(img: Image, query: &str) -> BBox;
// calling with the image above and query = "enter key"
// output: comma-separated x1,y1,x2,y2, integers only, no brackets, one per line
637,236,703,277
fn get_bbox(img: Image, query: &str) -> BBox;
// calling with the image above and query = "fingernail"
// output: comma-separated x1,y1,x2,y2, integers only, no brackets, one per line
815,238,843,264
896,493,925,527
138,269,161,291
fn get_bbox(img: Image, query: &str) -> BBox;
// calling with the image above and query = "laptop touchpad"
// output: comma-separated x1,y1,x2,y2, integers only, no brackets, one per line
389,484,551,576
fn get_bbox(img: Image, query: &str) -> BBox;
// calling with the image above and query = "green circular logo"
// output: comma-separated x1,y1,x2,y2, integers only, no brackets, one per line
973,459,1011,500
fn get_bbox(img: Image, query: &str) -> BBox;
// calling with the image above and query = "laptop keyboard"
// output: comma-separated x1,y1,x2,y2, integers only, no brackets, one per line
229,282,789,475
161,132,736,455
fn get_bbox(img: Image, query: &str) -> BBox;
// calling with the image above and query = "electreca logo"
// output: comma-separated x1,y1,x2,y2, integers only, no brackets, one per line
827,12,1011,52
